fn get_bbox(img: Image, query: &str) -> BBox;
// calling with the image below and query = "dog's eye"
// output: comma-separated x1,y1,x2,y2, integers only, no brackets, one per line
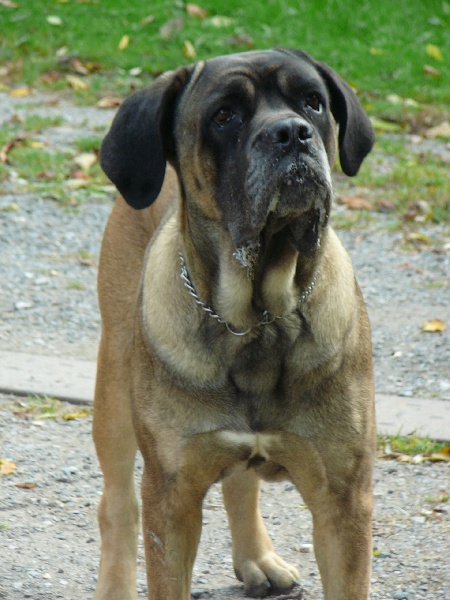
213,107,236,127
305,93,323,113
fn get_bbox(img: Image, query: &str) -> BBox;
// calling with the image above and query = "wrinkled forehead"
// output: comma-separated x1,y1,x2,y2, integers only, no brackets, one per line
183,50,326,104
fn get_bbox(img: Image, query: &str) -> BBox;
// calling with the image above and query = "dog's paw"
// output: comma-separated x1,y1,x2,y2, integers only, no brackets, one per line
235,552,300,598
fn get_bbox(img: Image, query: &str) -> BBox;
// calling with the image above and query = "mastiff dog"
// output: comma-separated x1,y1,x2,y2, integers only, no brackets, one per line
93,48,376,600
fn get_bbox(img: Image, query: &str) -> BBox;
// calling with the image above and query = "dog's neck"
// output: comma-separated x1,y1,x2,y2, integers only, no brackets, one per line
179,207,326,334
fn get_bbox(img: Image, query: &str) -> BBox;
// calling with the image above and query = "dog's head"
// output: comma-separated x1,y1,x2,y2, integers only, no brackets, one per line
100,48,374,258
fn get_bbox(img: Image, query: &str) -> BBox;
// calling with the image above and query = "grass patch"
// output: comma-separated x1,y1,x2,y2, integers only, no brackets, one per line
0,0,449,108
378,433,448,456
10,394,92,420
76,135,102,153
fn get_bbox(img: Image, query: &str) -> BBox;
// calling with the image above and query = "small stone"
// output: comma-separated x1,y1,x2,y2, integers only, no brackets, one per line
191,589,210,598
299,543,313,553
393,592,413,600
411,515,426,524
15,301,34,310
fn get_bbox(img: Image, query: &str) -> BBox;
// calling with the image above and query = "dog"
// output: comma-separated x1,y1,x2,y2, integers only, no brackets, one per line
92,48,376,600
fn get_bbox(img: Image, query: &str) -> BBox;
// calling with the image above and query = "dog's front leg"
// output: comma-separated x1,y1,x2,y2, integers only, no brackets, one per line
223,469,299,597
140,459,206,600
288,443,374,600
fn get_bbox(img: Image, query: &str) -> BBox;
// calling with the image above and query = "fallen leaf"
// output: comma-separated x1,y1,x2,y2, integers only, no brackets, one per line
376,199,396,212
159,17,185,40
47,15,63,26
421,319,446,333
74,152,97,171
15,482,36,489
338,195,374,211
0,132,33,163
0,459,16,476
141,15,155,25
369,47,385,56
118,34,130,51
70,169,91,180
430,447,450,461
66,178,90,189
423,64,440,78
97,96,122,108
9,86,30,98
227,34,255,48
0,0,19,7
207,15,236,27
425,121,450,139
129,67,142,76
425,43,443,62
62,409,92,420
65,74,89,90
182,40,197,60
186,3,208,19
40,71,63,84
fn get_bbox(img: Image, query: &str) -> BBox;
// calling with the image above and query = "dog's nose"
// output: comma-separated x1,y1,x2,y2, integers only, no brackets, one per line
267,118,313,149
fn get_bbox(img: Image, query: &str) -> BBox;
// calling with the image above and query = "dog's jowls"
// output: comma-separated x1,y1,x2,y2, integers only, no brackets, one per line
93,48,375,600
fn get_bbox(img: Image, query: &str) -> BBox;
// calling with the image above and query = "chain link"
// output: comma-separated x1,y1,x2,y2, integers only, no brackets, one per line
179,253,319,337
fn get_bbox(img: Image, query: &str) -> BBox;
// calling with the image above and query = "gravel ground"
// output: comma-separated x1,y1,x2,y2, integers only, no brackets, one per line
0,91,449,599
1,393,449,600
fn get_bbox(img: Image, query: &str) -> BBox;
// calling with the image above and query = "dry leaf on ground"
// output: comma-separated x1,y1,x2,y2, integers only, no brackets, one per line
97,96,122,109
66,75,89,90
337,195,374,211
182,40,197,60
74,152,97,171
186,3,209,19
0,458,16,476
118,35,130,51
421,319,446,333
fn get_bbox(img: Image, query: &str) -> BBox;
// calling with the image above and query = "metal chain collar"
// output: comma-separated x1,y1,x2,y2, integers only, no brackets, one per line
179,253,319,337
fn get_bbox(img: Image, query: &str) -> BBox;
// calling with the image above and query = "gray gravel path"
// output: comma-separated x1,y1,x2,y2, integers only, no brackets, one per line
0,91,449,599
1,393,449,600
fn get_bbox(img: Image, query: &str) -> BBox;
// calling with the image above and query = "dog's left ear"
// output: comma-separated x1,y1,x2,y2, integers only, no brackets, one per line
277,48,374,176
100,66,192,209
313,60,374,176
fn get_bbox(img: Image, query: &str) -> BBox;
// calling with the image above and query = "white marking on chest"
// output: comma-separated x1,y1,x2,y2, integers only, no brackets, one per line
218,431,281,460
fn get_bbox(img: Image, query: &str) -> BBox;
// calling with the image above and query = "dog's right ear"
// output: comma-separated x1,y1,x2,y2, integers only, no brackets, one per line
100,67,192,210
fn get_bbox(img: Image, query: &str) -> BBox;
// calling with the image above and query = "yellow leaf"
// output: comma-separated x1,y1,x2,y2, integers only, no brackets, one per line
369,48,385,56
28,141,45,149
421,319,446,333
426,44,443,62
0,458,16,476
118,34,130,50
62,409,92,420
9,87,31,98
65,75,89,90
182,40,197,60
430,449,450,462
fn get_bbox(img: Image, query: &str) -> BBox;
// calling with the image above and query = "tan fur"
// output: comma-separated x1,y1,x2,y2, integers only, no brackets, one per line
93,52,375,600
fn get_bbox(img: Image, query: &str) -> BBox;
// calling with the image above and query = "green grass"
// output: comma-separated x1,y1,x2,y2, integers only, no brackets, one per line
1,0,449,107
378,433,448,456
